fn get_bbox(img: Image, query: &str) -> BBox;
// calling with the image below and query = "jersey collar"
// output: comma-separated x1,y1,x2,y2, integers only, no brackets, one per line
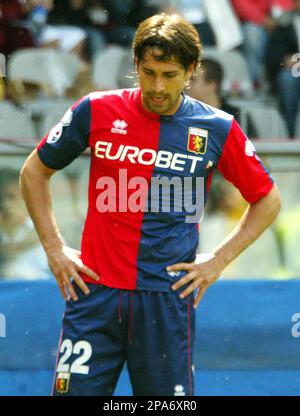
134,88,189,120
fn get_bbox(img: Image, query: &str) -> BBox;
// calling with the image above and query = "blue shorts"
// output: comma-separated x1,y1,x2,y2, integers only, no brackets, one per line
52,283,195,396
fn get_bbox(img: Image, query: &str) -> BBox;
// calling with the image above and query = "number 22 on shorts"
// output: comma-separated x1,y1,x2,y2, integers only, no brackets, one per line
56,339,92,375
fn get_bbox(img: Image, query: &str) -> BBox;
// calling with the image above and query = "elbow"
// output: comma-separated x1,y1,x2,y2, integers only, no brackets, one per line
19,157,34,192
269,184,282,221
19,150,55,193
19,160,30,190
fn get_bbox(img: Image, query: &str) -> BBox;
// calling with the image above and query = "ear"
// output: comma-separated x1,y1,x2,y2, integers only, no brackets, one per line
134,57,139,72
185,63,197,82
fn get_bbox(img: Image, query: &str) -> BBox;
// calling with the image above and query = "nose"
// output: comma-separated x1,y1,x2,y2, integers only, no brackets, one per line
151,76,165,94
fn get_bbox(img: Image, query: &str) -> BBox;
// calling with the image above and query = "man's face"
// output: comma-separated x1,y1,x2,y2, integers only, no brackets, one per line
136,48,195,115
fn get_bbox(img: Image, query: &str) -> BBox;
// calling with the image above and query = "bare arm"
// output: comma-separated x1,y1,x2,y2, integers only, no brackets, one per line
168,184,281,308
20,149,100,301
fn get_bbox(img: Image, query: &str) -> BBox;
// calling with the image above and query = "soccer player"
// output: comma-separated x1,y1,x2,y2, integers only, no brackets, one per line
20,13,281,396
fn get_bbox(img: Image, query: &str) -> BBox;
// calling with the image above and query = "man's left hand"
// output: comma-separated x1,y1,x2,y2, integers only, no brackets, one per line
167,253,225,309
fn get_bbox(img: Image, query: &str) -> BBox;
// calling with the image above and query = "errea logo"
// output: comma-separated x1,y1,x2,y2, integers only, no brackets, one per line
174,384,186,396
111,119,128,135
167,270,181,278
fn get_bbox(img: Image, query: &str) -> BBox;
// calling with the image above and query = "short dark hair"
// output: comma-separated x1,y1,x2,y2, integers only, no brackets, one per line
200,58,224,92
133,14,202,72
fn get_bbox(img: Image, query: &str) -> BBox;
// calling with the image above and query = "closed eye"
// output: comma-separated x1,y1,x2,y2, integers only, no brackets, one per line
165,73,177,78
143,68,154,75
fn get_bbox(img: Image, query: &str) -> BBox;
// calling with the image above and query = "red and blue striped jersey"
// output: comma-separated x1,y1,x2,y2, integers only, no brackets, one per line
37,88,274,291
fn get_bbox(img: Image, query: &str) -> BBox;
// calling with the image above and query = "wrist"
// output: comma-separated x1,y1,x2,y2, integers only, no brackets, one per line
44,237,65,257
212,248,230,270
195,251,227,272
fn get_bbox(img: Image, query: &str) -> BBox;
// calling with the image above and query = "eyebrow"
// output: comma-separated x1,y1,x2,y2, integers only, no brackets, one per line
141,65,180,75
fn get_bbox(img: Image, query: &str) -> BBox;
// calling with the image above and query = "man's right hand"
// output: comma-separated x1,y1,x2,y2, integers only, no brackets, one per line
47,245,100,301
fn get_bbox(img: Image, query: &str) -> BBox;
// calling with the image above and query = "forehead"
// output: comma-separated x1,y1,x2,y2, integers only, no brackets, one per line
139,47,184,71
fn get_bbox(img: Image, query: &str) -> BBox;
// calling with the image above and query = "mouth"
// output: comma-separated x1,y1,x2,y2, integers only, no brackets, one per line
149,95,168,105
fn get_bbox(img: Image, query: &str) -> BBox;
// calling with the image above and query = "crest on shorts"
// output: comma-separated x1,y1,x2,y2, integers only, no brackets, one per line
56,372,70,394
187,127,208,155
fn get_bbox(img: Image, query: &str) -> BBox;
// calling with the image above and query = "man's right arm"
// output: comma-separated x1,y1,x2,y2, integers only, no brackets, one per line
20,149,100,301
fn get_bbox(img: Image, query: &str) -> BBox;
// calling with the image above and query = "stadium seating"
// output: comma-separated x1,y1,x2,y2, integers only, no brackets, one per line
246,107,289,140
92,46,132,90
0,101,37,142
8,49,83,97
1,279,300,396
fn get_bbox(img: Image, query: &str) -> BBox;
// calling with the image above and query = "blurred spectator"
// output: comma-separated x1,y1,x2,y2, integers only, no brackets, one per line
48,0,105,59
87,0,160,47
25,0,87,60
187,58,241,122
266,0,300,138
158,0,216,46
187,58,259,138
0,168,51,280
48,0,160,58
0,0,35,55
231,0,294,90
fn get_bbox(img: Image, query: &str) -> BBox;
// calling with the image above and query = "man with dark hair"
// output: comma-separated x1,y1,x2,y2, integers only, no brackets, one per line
187,58,241,122
266,0,300,138
20,13,281,396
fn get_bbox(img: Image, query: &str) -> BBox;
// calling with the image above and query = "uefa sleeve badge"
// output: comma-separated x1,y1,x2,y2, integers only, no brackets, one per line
46,108,73,144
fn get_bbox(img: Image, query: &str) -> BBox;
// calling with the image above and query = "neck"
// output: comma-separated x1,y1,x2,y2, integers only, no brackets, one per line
202,93,221,109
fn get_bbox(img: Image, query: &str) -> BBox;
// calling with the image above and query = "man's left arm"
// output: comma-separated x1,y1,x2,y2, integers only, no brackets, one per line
168,184,281,308
168,118,281,308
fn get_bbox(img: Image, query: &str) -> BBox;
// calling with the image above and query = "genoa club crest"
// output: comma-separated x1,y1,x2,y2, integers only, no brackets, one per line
56,372,70,394
187,127,208,155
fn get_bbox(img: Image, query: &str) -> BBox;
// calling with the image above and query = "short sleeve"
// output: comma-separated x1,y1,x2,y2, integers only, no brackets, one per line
37,96,91,170
217,119,274,203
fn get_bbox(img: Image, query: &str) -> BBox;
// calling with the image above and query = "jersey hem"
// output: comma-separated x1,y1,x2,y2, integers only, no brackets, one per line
84,279,173,292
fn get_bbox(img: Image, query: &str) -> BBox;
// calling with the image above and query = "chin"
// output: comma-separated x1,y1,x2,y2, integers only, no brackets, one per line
149,105,169,114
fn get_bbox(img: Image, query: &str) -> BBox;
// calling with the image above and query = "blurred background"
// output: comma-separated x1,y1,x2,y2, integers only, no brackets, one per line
0,0,300,397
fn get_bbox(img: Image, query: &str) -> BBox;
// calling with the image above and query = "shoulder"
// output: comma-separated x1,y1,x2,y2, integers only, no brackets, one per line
185,95,234,139
69,88,136,120
88,88,137,105
186,95,234,123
